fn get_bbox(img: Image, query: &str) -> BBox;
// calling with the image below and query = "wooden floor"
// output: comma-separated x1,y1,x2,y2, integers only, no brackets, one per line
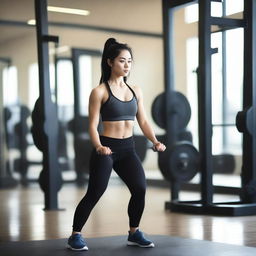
1,177,256,248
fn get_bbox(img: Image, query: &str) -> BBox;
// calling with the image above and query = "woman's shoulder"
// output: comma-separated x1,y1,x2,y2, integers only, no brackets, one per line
94,82,107,90
91,83,107,94
90,84,107,102
128,84,142,98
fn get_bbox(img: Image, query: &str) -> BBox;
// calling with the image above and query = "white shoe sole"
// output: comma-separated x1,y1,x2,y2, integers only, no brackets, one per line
67,244,89,251
127,241,155,248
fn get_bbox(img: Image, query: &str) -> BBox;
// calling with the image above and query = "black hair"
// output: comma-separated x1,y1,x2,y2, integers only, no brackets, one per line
100,38,133,84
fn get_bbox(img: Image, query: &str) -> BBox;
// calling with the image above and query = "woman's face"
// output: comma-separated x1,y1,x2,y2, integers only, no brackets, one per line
109,50,132,77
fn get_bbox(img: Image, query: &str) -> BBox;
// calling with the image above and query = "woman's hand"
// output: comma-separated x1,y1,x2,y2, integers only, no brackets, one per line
152,141,166,152
96,145,112,155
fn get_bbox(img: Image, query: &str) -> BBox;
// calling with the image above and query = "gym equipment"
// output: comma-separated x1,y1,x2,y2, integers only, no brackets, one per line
3,107,12,176
151,91,191,130
177,130,193,143
34,0,62,210
152,91,197,186
240,180,256,203
236,107,253,135
158,141,200,182
68,116,93,185
14,109,40,182
2,235,255,256
39,168,62,192
31,98,46,152
162,0,256,215
212,154,235,174
0,60,18,188
70,48,101,185
4,107,11,121
31,99,70,171
13,105,32,185
4,107,12,149
157,131,193,146
151,88,197,186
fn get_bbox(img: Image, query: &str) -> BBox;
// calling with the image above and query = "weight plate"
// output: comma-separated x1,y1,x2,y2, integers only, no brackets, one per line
236,107,253,135
212,154,235,174
241,180,256,203
39,169,63,192
169,142,200,182
4,107,12,121
158,142,200,183
151,91,191,130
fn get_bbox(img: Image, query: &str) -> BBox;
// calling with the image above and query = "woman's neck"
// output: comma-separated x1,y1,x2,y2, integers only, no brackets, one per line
108,76,125,87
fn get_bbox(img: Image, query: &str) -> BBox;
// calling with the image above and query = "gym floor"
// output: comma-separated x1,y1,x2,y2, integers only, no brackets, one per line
1,174,256,248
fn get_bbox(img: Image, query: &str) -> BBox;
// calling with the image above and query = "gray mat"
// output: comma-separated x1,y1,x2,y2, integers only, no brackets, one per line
0,235,256,256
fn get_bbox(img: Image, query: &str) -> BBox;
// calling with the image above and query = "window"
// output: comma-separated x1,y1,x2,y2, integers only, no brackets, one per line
185,2,222,24
185,1,243,24
211,32,224,154
224,28,243,154
56,59,74,121
28,63,56,110
186,28,243,155
3,66,18,105
28,63,39,109
225,0,243,16
79,55,92,116
186,37,199,149
185,4,198,24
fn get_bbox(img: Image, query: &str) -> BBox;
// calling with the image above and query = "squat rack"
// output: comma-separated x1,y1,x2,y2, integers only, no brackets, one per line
163,0,256,215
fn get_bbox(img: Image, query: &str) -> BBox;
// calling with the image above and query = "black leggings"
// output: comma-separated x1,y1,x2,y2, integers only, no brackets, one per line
72,136,146,232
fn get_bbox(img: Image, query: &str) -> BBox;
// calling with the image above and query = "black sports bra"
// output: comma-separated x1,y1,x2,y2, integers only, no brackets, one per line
100,82,138,122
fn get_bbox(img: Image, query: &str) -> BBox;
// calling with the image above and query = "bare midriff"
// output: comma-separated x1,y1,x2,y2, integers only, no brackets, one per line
101,120,134,139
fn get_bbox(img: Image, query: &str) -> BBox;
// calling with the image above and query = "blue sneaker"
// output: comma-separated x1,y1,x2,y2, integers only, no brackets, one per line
127,229,154,248
67,233,88,251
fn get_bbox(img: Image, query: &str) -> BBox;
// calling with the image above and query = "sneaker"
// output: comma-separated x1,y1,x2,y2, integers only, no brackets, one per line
127,229,155,248
67,233,88,251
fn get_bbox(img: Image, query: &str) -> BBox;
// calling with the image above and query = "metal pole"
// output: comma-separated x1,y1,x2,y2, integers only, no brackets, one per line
198,0,213,205
241,0,256,201
162,0,179,201
221,0,228,150
34,0,62,209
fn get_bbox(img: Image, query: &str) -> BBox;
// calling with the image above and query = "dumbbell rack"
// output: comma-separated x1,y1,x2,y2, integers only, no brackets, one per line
162,0,256,215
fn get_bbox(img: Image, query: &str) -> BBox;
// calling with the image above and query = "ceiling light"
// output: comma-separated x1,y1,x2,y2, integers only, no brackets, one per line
49,46,70,55
27,19,36,25
47,6,90,16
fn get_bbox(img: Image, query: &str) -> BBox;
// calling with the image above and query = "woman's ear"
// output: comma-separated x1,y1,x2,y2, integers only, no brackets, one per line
107,59,112,67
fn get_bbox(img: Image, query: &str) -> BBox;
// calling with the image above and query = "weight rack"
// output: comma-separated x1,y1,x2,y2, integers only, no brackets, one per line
163,0,256,215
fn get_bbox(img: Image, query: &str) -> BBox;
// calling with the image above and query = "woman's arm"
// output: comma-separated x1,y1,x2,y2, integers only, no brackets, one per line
88,87,112,155
135,86,166,152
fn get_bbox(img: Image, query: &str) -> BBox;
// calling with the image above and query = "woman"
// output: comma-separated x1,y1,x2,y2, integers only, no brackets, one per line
68,38,166,251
